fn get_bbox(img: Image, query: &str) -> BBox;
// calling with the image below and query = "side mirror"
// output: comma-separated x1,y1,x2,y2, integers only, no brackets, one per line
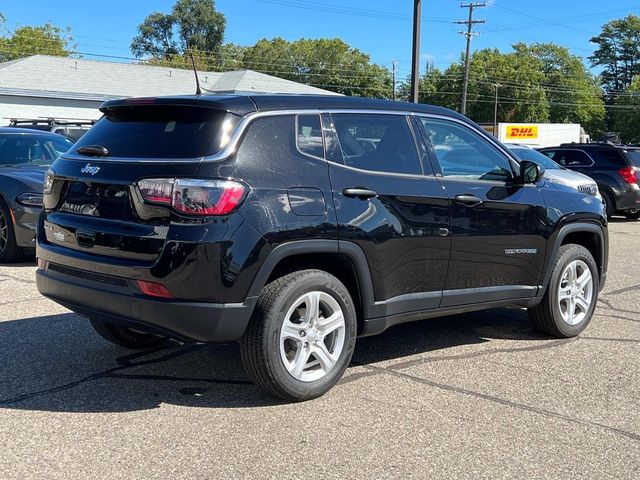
520,160,544,184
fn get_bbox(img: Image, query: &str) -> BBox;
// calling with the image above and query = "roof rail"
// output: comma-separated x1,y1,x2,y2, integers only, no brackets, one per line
5,117,96,126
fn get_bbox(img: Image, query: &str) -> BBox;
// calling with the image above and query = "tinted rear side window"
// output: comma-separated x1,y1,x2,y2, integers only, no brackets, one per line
623,150,640,167
72,106,237,159
296,114,324,158
598,149,627,166
552,150,592,167
332,113,422,175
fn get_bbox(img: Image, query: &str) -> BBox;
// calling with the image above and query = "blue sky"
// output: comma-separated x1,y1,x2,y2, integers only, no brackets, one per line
1,0,639,80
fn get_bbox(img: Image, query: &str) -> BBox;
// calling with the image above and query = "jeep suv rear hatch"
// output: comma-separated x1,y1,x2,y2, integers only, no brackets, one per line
42,102,242,261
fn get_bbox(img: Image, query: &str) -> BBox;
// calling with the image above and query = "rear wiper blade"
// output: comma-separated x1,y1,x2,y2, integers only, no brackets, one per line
76,145,109,157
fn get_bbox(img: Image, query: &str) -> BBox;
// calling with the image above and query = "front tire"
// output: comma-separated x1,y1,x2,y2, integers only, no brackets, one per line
240,269,357,401
89,318,167,349
528,244,599,338
623,209,640,220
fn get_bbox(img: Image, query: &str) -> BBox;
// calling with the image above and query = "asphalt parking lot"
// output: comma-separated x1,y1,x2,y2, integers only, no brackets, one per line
0,220,638,479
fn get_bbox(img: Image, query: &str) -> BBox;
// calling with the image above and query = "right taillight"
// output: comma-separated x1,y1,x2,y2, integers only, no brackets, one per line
619,166,638,184
137,178,246,216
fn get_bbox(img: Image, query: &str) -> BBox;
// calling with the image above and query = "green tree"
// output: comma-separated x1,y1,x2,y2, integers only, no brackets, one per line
0,23,74,62
130,0,226,68
589,14,640,93
407,48,549,123
612,77,640,143
240,37,392,98
515,43,605,135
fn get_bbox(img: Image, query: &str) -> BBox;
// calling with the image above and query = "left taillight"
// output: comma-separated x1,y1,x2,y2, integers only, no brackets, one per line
619,167,638,185
137,178,246,216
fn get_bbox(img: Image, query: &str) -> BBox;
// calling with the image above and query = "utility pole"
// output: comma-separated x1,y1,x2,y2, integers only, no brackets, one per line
392,60,398,101
410,0,422,103
455,2,485,115
493,83,500,138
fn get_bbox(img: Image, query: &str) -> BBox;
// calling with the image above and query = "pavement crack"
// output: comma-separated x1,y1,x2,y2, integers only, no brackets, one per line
598,298,639,317
382,338,576,371
356,362,640,442
581,336,640,344
0,296,47,307
602,284,640,296
0,274,36,285
598,312,640,323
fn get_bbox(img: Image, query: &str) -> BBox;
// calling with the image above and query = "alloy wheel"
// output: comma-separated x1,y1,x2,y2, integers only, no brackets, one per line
0,208,7,254
279,291,346,382
557,259,593,326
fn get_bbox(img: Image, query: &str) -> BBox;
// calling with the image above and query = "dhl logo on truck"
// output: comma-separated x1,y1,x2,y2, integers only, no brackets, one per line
505,126,539,139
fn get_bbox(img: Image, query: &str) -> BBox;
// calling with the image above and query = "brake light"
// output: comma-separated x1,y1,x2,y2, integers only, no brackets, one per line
123,97,157,105
619,166,638,184
136,280,174,299
137,178,246,216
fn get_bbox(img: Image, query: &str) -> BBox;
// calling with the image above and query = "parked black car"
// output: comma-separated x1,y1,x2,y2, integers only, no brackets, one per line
7,118,95,142
539,143,640,219
36,95,608,400
0,128,73,262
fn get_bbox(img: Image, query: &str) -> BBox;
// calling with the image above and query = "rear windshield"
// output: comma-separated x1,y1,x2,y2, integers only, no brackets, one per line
71,106,237,159
624,150,640,167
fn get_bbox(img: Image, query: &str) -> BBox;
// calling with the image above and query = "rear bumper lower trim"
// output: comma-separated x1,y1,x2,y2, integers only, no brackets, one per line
36,268,256,343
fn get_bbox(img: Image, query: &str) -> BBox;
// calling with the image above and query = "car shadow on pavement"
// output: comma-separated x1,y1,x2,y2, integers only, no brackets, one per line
0,308,549,413
609,217,639,223
0,260,36,268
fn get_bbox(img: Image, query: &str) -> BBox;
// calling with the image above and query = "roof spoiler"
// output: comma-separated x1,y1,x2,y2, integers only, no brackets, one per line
99,95,257,116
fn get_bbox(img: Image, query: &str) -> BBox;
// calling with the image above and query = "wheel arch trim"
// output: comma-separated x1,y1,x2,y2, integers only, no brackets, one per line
246,239,377,318
539,222,607,296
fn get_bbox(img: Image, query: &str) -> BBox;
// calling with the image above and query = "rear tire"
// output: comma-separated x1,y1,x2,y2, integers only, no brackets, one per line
240,269,357,401
528,244,599,338
623,209,640,220
89,318,167,349
0,199,24,263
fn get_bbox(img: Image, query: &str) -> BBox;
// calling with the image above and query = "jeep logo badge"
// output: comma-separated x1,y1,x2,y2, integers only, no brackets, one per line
81,164,100,176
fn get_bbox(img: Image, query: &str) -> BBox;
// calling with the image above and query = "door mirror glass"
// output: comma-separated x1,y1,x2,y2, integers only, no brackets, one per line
520,160,544,184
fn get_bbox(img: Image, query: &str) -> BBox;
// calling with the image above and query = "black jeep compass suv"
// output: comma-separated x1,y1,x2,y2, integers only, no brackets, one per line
36,94,608,400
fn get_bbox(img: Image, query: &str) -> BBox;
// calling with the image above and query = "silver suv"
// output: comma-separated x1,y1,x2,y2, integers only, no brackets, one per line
506,144,601,200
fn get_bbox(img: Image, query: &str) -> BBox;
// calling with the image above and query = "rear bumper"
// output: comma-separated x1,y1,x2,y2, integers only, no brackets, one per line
615,186,640,212
36,266,257,343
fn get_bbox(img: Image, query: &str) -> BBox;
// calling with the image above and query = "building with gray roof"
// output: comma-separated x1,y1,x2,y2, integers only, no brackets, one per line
0,55,337,124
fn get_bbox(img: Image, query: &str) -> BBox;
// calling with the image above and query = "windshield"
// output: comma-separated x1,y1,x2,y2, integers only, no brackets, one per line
72,106,237,159
506,146,561,170
624,150,640,168
0,133,73,166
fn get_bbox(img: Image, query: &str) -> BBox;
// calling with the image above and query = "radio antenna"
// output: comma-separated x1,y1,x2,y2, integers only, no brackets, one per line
189,51,202,95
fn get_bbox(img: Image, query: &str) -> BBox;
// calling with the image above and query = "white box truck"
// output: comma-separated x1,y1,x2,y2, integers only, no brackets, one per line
498,123,590,148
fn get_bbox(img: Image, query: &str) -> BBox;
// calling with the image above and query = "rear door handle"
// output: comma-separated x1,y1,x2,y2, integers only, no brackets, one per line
342,188,378,200
454,194,483,207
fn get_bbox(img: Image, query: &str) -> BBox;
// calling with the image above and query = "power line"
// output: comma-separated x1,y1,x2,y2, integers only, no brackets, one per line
248,0,456,23
2,41,634,100
2,44,638,109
